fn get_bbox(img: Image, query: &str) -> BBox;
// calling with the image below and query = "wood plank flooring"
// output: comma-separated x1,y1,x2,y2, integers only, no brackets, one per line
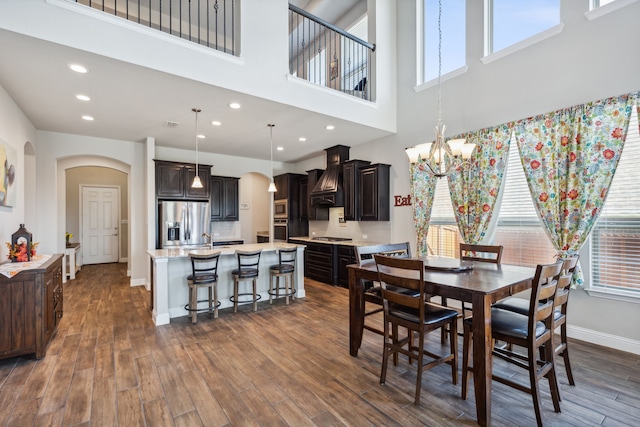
0,262,638,426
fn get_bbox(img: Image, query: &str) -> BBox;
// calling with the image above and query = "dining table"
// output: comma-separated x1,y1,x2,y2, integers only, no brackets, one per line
347,257,536,427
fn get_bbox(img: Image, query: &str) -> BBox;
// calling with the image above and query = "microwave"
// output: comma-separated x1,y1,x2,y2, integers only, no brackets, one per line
274,199,288,219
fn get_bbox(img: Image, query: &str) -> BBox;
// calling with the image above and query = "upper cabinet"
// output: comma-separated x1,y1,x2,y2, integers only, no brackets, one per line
306,169,329,221
210,176,239,221
359,164,390,221
155,160,211,200
343,159,371,221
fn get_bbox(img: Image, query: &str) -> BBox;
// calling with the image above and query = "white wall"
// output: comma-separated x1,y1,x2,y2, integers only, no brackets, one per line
0,85,37,260
239,172,270,244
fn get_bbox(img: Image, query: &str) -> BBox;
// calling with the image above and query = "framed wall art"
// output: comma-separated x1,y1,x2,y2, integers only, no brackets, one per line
0,138,17,207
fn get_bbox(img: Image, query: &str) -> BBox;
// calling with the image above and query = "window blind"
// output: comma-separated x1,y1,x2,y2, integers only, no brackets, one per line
428,178,461,257
591,107,640,292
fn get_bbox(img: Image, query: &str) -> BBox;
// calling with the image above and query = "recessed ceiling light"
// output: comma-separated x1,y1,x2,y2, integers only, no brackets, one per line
69,64,88,73
277,146,284,151
211,121,221,126
326,125,335,130
76,94,90,101
298,137,306,142
228,102,241,109
82,115,94,121
197,134,205,139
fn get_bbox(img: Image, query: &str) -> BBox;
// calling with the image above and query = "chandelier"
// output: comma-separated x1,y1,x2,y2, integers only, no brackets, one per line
405,0,475,177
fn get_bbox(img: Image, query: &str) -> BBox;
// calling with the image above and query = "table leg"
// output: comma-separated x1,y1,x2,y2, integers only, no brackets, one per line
348,267,365,357
69,249,76,280
472,293,492,427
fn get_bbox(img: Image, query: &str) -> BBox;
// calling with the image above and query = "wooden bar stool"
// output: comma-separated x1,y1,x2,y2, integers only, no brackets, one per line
268,247,297,305
230,249,262,312
185,252,221,323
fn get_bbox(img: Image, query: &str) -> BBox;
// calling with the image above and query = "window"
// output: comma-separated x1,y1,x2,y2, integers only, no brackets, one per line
493,135,557,267
590,0,618,9
590,107,640,296
423,0,465,82
487,0,560,55
427,178,461,257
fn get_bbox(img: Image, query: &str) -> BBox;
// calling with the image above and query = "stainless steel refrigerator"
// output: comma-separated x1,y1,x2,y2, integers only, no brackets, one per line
159,201,211,248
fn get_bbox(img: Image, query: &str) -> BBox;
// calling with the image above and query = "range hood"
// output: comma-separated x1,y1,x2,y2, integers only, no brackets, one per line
310,145,350,206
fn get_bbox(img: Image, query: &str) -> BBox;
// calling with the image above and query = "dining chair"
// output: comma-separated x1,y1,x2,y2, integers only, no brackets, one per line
186,252,221,323
461,260,564,427
440,243,503,342
354,242,413,337
493,255,580,387
374,254,458,405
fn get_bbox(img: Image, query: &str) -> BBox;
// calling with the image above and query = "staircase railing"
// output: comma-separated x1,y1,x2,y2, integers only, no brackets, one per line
289,4,375,101
70,0,238,55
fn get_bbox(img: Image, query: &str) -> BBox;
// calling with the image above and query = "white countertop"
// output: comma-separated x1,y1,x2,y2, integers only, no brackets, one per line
288,237,381,247
147,242,302,259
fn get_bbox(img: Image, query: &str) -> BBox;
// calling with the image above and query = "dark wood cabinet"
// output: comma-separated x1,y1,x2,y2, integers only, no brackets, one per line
306,169,329,221
274,174,289,200
210,176,239,221
299,177,309,220
302,241,337,285
155,160,211,200
0,254,63,360
342,160,371,221
359,164,391,221
274,173,308,237
337,245,357,287
257,235,270,243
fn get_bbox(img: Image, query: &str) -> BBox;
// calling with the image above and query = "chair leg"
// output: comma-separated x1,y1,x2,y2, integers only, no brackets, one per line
414,330,425,405
291,273,296,301
285,275,290,305
461,322,472,400
276,276,280,300
380,329,390,386
392,324,399,365
561,325,575,386
208,286,213,312
233,278,239,313
529,346,546,427
190,286,197,324
440,296,448,344
269,274,274,304
213,283,219,319
449,318,458,385
252,278,257,311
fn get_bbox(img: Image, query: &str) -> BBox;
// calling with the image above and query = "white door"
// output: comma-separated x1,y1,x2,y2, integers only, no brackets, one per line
82,186,119,264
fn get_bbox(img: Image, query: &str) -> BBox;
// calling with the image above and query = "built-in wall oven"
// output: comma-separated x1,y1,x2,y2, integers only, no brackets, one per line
274,199,288,219
274,218,288,241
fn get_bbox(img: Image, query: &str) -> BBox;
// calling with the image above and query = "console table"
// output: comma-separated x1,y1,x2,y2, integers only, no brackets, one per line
63,243,82,283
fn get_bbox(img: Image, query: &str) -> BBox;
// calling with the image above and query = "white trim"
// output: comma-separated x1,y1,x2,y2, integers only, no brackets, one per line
152,310,170,326
568,325,640,355
130,277,146,287
585,287,640,304
481,23,565,65
586,0,640,21
47,0,244,65
414,66,469,93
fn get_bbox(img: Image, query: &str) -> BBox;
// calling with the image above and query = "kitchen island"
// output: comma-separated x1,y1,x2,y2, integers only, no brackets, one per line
147,242,305,326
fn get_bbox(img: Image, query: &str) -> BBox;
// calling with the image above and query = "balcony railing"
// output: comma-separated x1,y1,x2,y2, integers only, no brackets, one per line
71,0,238,55
289,4,375,101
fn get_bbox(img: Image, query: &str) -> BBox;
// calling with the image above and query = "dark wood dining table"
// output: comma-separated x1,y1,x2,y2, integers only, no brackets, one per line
347,257,536,427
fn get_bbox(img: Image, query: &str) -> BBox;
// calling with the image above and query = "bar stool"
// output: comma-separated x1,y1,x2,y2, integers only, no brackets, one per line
230,249,262,312
185,252,221,324
268,247,297,305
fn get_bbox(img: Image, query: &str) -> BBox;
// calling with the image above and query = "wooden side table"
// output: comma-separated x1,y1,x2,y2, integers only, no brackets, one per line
63,243,82,283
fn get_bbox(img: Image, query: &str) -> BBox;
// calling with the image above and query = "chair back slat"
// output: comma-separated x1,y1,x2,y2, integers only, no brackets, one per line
374,254,424,311
277,247,297,265
530,261,563,329
235,249,262,270
355,242,411,265
459,243,503,264
190,252,221,276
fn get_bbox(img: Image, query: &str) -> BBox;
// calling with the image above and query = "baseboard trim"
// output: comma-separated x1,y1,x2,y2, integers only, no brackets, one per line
130,277,146,287
567,325,640,355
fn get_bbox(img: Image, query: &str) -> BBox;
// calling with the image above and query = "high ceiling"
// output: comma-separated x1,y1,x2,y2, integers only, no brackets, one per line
0,0,386,163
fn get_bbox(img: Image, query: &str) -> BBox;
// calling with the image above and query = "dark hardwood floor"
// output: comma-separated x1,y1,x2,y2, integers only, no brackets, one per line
0,263,638,426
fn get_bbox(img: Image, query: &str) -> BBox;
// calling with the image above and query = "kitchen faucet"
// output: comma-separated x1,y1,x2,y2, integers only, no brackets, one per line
202,232,212,244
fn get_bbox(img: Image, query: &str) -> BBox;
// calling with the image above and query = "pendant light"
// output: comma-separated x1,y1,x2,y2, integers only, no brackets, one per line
405,0,475,176
191,107,204,189
267,124,277,192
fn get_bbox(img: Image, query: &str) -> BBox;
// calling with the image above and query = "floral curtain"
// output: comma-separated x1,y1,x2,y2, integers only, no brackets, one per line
447,124,512,244
515,92,638,285
410,161,438,256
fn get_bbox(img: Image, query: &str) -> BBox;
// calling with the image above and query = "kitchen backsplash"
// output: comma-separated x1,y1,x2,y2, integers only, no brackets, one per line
308,207,391,243
211,221,242,239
